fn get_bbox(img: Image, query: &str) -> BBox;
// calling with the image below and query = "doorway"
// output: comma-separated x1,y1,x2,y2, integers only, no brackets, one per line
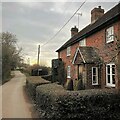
78,64,86,88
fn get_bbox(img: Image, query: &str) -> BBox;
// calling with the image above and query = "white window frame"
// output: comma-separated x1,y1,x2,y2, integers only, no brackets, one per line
92,67,98,85
106,63,115,87
67,66,71,78
67,46,71,56
106,26,114,43
79,38,86,46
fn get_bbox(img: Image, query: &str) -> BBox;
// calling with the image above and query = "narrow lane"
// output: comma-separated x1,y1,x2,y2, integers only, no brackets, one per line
2,71,35,118
0,85,2,119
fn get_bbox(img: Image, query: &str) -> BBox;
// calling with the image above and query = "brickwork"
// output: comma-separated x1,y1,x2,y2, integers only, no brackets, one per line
86,64,101,89
86,21,120,89
58,20,120,90
86,22,119,63
59,43,79,82
58,1,120,89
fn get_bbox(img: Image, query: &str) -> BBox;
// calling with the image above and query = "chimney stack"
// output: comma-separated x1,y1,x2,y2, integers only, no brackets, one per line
91,6,104,24
71,26,78,37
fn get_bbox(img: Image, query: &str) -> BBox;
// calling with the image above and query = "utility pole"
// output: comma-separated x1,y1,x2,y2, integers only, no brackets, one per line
27,58,30,65
77,13,82,31
37,45,40,65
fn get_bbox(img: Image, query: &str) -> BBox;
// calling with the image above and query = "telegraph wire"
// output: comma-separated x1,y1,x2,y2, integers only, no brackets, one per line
28,1,87,64
41,0,87,47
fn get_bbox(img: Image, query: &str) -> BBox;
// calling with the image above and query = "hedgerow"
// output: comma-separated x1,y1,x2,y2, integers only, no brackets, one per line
36,83,120,119
41,74,52,81
26,76,50,100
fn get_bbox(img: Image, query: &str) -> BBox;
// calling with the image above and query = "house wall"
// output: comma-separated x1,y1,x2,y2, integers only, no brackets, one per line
86,21,120,89
86,22,119,63
58,20,120,90
59,42,79,83
86,64,101,89
116,21,120,91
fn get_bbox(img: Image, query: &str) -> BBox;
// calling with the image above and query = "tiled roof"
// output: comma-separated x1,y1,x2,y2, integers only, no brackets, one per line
56,3,120,52
73,47,101,64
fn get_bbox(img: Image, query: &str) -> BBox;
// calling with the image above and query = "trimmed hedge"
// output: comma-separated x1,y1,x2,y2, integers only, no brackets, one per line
36,83,120,119
41,74,52,81
26,76,50,100
36,83,67,118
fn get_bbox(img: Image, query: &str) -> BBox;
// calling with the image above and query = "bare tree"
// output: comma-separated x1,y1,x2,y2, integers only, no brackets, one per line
1,32,22,83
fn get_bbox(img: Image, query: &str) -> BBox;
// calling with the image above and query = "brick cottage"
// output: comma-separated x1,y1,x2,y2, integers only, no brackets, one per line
54,3,120,90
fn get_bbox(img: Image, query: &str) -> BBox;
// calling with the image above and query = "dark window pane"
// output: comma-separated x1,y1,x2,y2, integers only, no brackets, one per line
107,65,110,74
93,76,96,83
112,65,115,68
112,66,115,74
112,75,115,84
108,75,110,83
93,68,96,75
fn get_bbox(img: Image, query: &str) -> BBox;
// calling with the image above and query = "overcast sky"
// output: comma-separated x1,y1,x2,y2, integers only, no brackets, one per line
1,0,119,66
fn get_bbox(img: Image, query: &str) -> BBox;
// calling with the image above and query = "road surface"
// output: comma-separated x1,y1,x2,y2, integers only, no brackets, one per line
0,85,2,119
2,71,37,118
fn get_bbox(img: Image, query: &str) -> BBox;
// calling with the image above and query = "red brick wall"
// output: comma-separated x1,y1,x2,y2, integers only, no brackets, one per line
86,21,120,89
86,24,118,63
59,43,79,82
58,21,120,89
86,64,101,89
116,21,120,91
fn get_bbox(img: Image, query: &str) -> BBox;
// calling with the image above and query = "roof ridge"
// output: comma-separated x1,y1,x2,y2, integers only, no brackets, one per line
56,3,120,52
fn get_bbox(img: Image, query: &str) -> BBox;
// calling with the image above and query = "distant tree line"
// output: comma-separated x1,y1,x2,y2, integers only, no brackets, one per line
1,32,22,84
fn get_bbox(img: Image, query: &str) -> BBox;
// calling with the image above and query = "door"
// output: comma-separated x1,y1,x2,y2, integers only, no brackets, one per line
78,64,86,89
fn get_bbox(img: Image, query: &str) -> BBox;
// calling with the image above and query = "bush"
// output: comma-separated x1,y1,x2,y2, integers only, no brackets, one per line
26,76,50,100
59,90,120,119
36,84,120,119
36,83,67,118
41,74,52,81
30,64,49,76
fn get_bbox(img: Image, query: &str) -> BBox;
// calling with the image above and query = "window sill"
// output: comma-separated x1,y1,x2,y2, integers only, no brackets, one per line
67,76,71,79
67,55,71,57
105,85,115,88
92,84,99,86
106,40,114,44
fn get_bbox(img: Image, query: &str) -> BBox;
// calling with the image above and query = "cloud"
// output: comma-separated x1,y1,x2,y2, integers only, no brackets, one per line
2,1,119,66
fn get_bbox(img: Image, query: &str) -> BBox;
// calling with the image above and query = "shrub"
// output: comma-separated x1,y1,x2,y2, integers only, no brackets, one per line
36,83,67,118
41,74,52,81
36,84,120,119
30,64,49,76
26,76,50,100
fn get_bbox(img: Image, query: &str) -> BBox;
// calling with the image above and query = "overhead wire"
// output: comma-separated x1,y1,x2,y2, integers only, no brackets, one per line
41,0,87,47
29,1,87,64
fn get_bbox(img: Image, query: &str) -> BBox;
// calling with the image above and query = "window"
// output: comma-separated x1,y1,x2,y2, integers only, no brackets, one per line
67,66,71,78
79,38,86,46
92,67,98,85
106,26,114,43
106,63,115,87
67,46,71,56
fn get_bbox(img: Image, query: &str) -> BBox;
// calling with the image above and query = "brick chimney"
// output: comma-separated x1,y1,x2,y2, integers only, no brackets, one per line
71,26,78,37
91,6,104,24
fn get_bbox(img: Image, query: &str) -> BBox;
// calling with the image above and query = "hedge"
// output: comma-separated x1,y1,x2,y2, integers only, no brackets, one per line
26,76,50,100
41,74,52,81
36,83,120,119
